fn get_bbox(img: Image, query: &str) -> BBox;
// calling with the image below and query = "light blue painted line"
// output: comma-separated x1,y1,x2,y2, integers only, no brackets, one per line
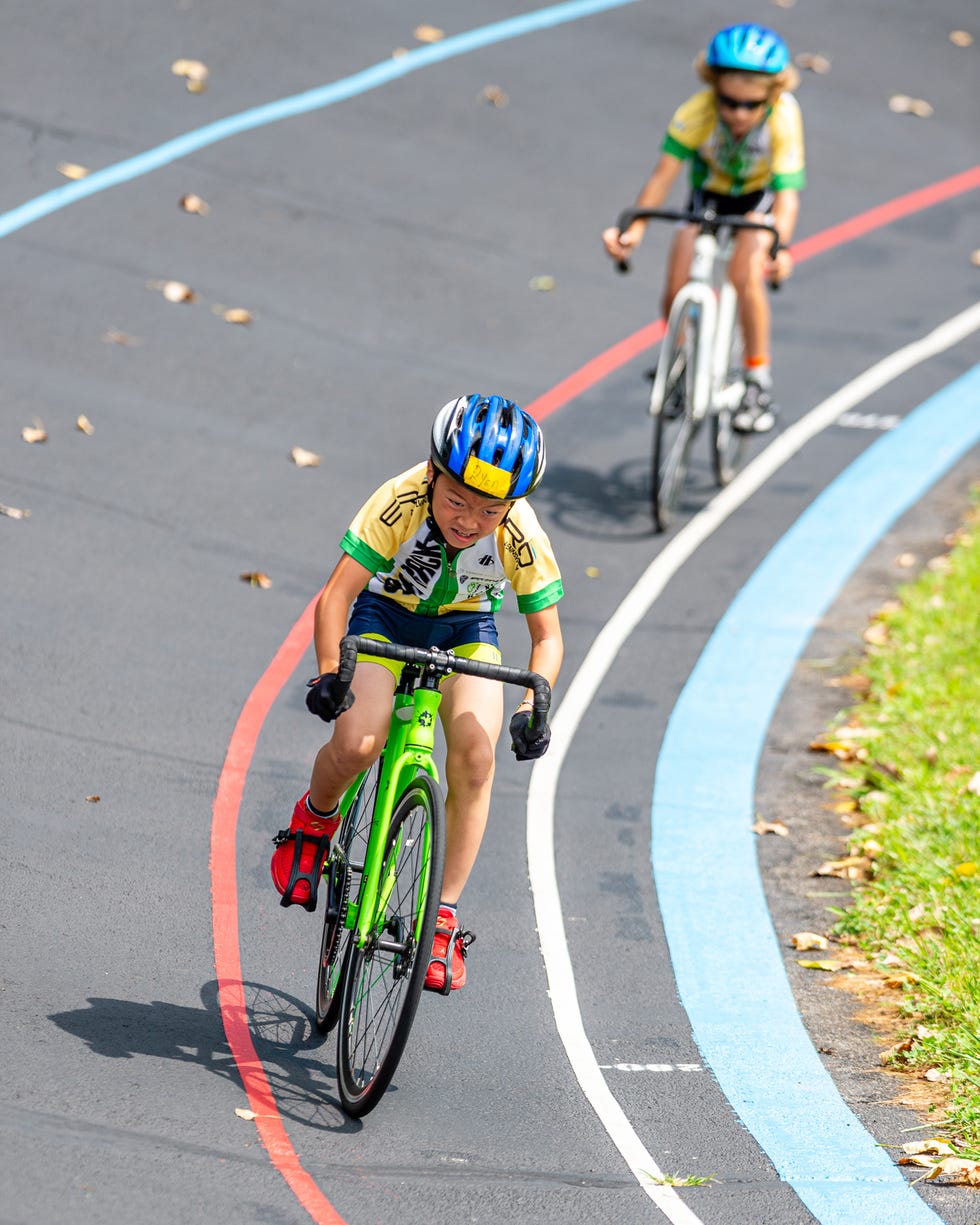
653,365,980,1225
0,0,642,240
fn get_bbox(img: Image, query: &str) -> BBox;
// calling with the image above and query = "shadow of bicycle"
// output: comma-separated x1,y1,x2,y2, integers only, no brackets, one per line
49,980,359,1133
532,453,717,541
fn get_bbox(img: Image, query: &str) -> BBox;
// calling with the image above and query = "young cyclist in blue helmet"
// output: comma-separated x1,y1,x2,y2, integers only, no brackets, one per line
603,23,805,433
271,395,564,992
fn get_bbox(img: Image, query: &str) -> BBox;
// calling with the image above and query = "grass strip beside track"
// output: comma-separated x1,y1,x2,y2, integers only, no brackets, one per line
822,489,980,1154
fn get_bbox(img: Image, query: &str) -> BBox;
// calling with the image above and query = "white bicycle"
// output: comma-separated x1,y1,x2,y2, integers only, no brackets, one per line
616,206,780,532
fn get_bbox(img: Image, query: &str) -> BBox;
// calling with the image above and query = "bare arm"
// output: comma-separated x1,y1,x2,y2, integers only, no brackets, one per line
312,553,372,674
513,604,563,712
768,187,800,280
602,152,685,262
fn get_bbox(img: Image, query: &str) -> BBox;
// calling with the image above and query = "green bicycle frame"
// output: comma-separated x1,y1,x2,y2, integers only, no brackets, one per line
337,669,442,951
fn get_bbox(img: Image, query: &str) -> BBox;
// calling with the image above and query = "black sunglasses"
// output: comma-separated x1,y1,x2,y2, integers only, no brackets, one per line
716,92,768,112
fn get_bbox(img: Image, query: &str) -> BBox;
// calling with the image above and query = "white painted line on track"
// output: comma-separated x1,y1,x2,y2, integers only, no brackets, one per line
526,300,980,1220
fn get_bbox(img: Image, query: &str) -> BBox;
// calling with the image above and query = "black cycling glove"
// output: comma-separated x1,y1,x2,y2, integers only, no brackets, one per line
305,673,355,722
509,710,551,761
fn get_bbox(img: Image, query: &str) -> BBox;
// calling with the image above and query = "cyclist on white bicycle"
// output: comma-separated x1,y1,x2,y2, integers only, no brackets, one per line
602,22,805,434
271,395,564,993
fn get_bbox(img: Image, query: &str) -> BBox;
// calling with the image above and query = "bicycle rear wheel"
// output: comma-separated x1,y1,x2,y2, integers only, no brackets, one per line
336,774,445,1117
651,308,700,532
315,757,382,1035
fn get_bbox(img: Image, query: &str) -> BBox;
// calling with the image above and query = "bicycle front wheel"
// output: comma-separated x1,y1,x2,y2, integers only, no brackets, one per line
710,299,747,487
315,757,382,1035
651,311,700,532
337,774,445,1117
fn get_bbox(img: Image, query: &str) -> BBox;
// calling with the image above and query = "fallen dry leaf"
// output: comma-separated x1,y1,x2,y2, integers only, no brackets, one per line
480,85,509,107
180,193,211,216
752,819,789,837
936,1157,980,1185
22,420,48,444
76,415,95,436
949,30,974,47
413,24,445,43
971,249,980,267
795,52,831,73
791,932,829,951
0,503,30,520
57,162,90,180
234,1107,257,1121
825,672,871,694
812,855,873,881
888,94,934,118
85,795,101,803
895,551,917,568
172,58,209,91
103,328,143,346
240,571,272,589
158,279,197,304
585,566,600,579
529,275,556,292
923,1067,951,1083
391,47,409,58
797,959,842,972
290,446,321,468
221,307,253,325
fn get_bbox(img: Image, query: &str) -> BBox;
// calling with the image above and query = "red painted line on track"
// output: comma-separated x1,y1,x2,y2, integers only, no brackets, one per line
210,165,979,1225
524,165,980,422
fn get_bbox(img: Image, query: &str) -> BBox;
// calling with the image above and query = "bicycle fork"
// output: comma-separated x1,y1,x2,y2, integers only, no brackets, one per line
650,279,718,423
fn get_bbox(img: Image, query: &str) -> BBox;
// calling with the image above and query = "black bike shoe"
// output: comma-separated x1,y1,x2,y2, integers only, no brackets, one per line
733,382,778,434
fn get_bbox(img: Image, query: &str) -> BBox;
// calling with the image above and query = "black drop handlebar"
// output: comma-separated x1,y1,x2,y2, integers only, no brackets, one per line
613,206,781,274
337,634,552,724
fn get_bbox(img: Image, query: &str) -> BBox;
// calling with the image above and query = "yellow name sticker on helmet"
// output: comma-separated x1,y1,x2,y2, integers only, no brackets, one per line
463,455,511,499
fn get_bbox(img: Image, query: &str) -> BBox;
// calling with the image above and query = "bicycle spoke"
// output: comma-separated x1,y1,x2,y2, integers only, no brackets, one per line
336,775,444,1116
315,757,382,1034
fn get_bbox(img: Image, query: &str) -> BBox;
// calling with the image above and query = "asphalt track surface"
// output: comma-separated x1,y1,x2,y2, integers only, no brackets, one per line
2,3,979,1224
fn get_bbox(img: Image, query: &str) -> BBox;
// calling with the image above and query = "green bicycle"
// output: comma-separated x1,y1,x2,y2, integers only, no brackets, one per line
314,633,551,1118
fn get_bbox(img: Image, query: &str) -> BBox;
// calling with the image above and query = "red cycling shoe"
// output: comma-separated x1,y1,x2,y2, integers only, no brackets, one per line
271,792,340,912
424,906,475,994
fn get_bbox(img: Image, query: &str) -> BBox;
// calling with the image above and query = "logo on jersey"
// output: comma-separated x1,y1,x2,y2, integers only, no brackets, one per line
382,525,442,597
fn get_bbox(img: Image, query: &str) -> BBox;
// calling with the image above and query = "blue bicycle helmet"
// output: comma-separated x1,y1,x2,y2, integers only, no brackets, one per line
430,394,546,499
706,23,789,74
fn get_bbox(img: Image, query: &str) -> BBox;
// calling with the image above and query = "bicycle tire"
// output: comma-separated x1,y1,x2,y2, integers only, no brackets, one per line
336,774,445,1117
315,757,382,1035
651,307,700,532
710,301,747,487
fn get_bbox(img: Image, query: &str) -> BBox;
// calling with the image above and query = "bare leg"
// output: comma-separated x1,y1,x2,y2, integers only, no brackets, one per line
728,225,772,362
308,661,395,811
437,671,503,905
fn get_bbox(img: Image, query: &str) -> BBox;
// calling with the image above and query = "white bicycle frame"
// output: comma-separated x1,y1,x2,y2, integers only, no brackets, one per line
648,228,742,423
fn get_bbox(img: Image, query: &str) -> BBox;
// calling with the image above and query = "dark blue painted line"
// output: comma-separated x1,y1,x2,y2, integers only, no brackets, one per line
652,365,980,1225
0,0,641,239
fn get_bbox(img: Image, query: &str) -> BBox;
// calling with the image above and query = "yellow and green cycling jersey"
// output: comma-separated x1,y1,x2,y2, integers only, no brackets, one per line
663,89,806,197
340,462,563,617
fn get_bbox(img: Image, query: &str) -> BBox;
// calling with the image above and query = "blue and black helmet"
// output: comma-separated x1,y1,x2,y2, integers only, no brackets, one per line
430,394,546,499
706,23,789,74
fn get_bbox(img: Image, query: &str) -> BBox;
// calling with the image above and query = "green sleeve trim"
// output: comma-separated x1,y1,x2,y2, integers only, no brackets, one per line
662,133,695,160
340,529,391,575
516,580,564,615
771,169,806,191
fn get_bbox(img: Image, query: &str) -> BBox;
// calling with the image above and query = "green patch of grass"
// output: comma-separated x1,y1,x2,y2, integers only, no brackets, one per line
642,1170,716,1186
822,489,980,1145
